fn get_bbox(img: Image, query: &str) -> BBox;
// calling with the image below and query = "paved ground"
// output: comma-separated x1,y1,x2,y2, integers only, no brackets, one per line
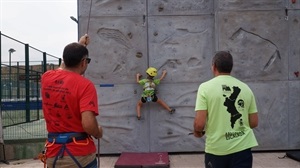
0,152,299,168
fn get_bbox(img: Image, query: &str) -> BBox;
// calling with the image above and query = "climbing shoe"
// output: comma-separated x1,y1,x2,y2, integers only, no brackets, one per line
169,108,175,114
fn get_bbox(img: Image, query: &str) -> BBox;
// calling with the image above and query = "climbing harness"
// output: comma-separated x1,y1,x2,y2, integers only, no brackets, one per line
38,149,47,168
40,132,94,168
48,132,92,168
143,80,155,91
143,79,156,102
146,96,153,102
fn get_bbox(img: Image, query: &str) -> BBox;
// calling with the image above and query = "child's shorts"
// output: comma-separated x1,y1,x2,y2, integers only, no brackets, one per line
141,94,158,103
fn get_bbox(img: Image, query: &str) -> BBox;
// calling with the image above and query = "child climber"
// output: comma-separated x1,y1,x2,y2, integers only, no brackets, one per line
136,67,175,120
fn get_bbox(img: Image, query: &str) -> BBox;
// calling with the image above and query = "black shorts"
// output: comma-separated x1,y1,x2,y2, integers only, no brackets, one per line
141,94,158,103
205,148,253,168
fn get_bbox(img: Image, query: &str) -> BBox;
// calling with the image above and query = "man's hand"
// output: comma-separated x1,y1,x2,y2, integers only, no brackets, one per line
193,130,205,138
95,125,103,139
82,111,102,139
79,34,90,46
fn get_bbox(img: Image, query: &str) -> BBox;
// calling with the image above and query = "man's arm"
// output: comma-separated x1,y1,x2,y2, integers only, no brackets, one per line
249,113,258,128
193,110,207,138
81,111,103,139
159,70,167,80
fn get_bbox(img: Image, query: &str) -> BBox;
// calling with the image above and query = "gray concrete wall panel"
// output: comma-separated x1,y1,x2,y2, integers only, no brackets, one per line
249,82,289,150
78,0,146,16
218,0,285,10
289,10,300,80
288,1,300,9
79,17,148,84
288,81,300,148
78,0,300,153
148,15,215,83
217,10,289,82
96,84,150,153
148,83,205,152
148,0,213,15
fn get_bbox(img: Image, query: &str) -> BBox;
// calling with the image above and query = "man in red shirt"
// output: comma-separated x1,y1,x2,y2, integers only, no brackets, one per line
41,34,103,168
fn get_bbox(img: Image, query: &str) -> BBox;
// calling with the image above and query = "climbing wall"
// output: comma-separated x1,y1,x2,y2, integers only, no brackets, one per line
78,0,300,153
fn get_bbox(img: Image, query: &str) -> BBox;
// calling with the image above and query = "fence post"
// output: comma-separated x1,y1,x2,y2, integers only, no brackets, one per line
0,31,2,107
35,71,40,120
43,52,47,73
17,62,20,99
25,44,30,122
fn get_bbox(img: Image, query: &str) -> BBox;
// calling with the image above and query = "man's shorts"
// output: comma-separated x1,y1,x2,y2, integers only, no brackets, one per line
205,148,253,168
46,152,96,168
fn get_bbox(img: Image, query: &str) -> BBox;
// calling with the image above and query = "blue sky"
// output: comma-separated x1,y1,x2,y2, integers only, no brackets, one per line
0,0,78,63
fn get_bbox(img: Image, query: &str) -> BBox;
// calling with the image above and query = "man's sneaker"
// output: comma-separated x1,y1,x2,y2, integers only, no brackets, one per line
137,116,141,120
169,108,175,114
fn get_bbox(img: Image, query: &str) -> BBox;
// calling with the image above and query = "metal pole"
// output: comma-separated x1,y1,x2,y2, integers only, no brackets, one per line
43,52,47,73
70,15,79,40
8,48,16,99
17,62,20,99
25,44,30,122
9,52,11,99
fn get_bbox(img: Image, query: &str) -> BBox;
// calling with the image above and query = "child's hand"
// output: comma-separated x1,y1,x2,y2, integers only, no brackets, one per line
136,73,142,83
136,73,142,78
159,70,167,80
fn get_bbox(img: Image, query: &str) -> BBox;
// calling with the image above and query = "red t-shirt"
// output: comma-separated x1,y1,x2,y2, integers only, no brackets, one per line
41,69,99,157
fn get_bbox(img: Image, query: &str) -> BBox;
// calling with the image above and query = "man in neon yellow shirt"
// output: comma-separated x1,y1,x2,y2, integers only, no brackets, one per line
194,51,258,168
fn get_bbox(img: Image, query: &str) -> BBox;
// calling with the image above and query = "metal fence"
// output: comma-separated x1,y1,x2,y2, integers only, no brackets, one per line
0,31,61,140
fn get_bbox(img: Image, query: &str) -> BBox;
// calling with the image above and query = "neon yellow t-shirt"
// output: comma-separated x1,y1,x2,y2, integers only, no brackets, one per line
139,79,160,97
195,75,258,155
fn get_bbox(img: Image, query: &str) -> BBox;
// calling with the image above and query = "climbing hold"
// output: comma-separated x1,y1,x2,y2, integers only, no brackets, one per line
136,52,143,58
294,71,299,77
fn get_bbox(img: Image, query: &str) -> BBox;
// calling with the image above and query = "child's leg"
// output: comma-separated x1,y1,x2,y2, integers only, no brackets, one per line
136,100,143,119
156,98,175,113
